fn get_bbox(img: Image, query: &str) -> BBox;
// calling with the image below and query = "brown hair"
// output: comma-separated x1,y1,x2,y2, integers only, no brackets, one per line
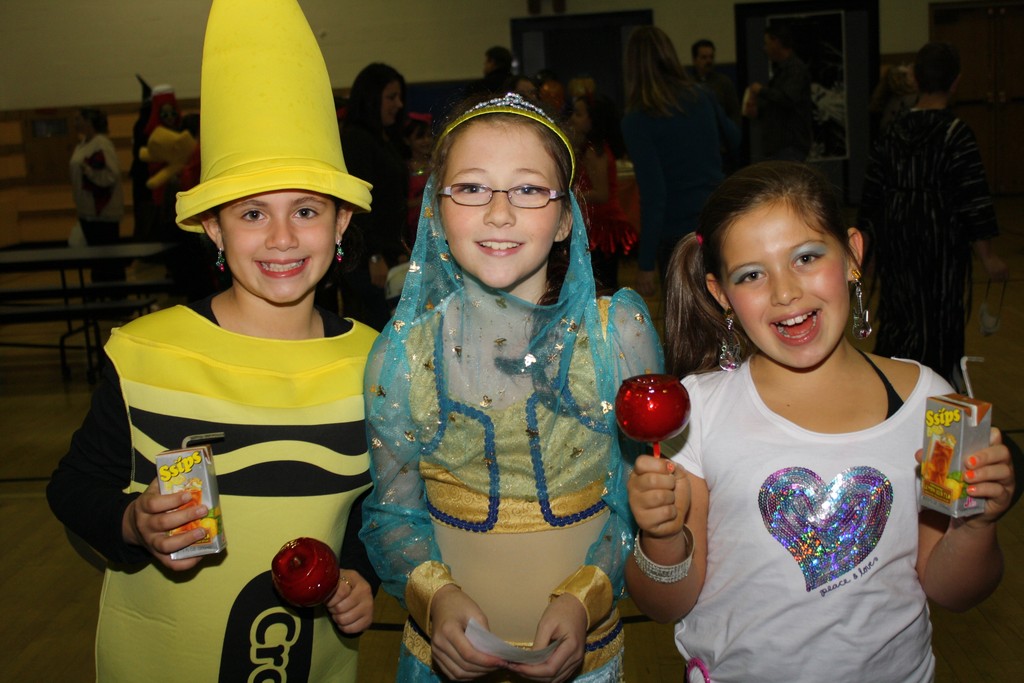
664,161,856,376
623,26,696,117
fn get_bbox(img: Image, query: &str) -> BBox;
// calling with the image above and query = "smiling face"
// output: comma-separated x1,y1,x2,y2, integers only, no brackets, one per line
705,201,862,372
380,80,403,128
439,119,570,303
202,190,351,311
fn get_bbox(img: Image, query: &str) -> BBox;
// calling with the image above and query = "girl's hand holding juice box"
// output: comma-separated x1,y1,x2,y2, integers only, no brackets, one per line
921,394,992,518
157,434,227,560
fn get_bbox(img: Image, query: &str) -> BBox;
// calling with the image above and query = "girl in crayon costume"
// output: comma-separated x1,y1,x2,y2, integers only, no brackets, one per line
626,161,1015,682
361,94,664,682
46,1,380,680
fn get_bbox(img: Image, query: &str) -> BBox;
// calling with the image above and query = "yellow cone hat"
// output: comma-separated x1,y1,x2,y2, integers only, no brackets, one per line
176,0,372,230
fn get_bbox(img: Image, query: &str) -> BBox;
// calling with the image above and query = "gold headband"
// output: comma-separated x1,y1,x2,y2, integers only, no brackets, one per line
437,93,576,183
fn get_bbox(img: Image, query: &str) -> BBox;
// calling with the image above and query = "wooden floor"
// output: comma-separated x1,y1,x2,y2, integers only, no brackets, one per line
2,197,1023,682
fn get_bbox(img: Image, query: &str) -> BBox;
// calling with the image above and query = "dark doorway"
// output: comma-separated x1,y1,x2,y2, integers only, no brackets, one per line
511,10,653,115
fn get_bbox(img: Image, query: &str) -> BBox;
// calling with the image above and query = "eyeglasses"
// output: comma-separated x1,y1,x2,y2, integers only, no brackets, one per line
438,183,565,209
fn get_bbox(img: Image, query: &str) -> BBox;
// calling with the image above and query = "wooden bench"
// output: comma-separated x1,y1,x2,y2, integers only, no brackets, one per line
0,278,176,303
0,297,159,382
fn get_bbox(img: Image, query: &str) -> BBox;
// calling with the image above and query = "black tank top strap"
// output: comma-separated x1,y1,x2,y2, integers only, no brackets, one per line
858,350,904,419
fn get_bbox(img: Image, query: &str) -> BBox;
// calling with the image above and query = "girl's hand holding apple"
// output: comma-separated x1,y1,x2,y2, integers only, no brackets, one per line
628,455,691,540
325,568,375,634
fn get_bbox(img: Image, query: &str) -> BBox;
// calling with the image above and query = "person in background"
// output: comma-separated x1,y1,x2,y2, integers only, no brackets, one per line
138,83,207,295
630,161,1013,682
129,75,156,241
47,2,379,680
869,62,918,134
143,84,184,237
178,113,202,193
506,73,541,104
858,41,1009,387
70,108,125,282
361,93,663,682
567,75,596,102
465,46,515,98
691,38,742,173
340,62,409,329
744,23,813,161
403,112,433,242
174,112,222,300
385,112,435,316
536,68,569,120
569,92,636,292
690,39,740,126
621,25,740,298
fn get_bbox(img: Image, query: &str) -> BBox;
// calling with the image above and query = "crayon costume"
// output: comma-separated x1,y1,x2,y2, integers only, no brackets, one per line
95,305,376,681
46,1,376,680
361,95,664,682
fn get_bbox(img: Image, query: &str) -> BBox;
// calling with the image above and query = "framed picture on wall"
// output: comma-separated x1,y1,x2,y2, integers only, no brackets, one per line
736,0,879,202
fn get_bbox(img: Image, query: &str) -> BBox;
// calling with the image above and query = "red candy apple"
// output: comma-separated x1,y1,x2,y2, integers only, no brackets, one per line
271,537,340,607
615,374,691,458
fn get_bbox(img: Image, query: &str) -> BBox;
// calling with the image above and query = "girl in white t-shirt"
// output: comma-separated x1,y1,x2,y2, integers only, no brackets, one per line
627,161,1015,682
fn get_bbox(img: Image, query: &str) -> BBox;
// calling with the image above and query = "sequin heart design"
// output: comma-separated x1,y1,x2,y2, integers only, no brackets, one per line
759,466,893,592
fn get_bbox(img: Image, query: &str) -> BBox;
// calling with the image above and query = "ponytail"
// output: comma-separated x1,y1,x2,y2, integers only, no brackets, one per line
664,233,750,377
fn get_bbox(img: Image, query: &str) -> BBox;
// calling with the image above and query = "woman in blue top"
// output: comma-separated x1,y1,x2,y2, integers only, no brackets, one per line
621,26,740,298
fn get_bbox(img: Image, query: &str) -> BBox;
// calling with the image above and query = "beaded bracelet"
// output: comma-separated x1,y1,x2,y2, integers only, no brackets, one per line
633,526,694,583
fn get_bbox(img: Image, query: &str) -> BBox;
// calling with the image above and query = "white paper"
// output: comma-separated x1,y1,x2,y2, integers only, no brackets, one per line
465,619,561,665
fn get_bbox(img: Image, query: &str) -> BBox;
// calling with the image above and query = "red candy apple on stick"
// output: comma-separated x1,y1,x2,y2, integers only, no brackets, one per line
271,537,340,607
615,374,691,458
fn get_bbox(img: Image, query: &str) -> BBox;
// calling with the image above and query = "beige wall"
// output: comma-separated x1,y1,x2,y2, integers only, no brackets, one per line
1,0,931,111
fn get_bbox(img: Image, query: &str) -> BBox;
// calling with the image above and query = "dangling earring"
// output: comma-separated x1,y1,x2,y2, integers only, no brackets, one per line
719,308,741,372
335,239,344,263
214,248,225,272
850,268,872,339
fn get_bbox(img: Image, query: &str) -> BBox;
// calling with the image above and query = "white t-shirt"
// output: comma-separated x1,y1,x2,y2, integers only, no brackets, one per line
673,360,951,683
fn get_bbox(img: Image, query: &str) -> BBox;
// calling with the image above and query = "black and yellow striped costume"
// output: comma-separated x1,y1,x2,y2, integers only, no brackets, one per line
50,302,376,682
